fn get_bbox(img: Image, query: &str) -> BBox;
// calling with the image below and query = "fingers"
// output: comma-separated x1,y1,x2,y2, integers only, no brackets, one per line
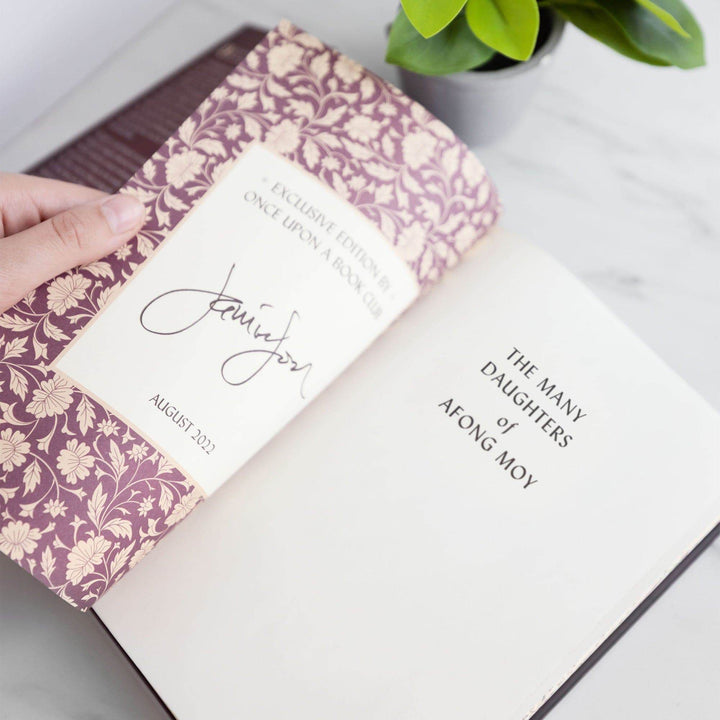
0,193,145,313
0,173,107,237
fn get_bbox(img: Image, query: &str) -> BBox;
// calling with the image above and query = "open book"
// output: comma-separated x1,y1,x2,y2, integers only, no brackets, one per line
2,22,719,720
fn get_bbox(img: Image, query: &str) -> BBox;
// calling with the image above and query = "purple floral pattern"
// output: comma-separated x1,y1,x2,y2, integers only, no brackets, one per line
0,21,499,609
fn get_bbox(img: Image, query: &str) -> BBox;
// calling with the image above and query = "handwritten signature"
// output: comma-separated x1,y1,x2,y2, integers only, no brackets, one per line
139,264,313,398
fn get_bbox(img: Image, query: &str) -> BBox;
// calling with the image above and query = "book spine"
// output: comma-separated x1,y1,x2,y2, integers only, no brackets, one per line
29,27,265,191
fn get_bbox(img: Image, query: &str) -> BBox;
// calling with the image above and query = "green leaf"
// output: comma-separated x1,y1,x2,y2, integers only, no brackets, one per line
401,0,468,38
386,8,495,75
602,0,703,66
634,0,689,38
552,1,671,64
465,0,540,61
551,0,704,68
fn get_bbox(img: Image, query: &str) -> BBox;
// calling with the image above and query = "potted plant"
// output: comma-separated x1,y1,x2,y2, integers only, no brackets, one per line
386,0,705,145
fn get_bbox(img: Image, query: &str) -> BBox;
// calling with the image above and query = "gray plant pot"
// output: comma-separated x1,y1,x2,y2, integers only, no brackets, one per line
397,11,566,147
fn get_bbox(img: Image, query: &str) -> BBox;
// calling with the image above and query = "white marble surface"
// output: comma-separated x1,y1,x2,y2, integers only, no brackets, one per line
1,0,719,717
0,0,176,144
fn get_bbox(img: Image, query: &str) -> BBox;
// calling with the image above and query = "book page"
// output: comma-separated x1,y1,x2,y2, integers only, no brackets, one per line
96,228,720,720
53,143,418,494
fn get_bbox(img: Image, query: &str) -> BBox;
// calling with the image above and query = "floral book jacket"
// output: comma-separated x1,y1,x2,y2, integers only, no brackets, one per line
0,21,499,609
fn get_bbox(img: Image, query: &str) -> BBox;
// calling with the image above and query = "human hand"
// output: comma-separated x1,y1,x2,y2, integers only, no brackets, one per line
0,174,145,313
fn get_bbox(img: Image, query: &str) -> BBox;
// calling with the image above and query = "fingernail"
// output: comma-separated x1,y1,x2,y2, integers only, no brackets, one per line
101,194,145,234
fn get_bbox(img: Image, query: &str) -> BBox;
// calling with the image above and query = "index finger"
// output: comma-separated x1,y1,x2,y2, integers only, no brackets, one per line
0,173,107,237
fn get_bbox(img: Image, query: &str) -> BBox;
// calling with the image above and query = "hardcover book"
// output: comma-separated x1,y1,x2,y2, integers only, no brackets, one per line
2,22,719,720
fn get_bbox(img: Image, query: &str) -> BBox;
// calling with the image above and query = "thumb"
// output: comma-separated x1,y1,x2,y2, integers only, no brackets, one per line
0,193,145,312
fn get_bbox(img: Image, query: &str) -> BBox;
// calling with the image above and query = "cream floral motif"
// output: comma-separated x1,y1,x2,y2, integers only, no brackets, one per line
66,534,112,584
401,131,436,170
0,520,41,561
334,54,362,83
165,149,204,187
0,22,498,610
264,119,302,154
321,156,340,172
57,439,95,484
44,499,67,518
345,116,381,142
129,443,149,461
397,222,427,263
210,86,229,102
26,375,74,418
98,419,119,437
46,274,92,315
114,244,132,261
267,43,304,76
0,429,30,471
137,496,153,517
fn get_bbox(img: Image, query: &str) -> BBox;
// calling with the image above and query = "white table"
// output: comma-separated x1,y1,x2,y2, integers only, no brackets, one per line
1,0,719,717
